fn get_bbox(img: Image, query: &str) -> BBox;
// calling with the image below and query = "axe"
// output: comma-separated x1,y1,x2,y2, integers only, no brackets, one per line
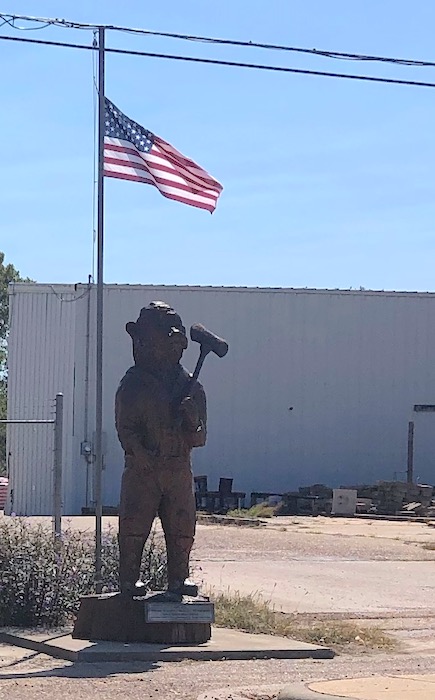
176,323,228,406
190,323,228,381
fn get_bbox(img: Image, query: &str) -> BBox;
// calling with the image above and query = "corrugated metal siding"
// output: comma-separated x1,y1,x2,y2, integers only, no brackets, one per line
6,285,77,515
7,283,435,514
90,285,435,506
70,288,96,514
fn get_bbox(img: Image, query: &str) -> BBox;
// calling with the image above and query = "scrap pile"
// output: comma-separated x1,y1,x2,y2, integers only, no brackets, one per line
252,481,435,518
348,481,435,517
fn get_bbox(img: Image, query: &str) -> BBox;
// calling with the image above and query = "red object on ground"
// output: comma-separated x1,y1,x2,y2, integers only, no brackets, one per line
0,477,8,510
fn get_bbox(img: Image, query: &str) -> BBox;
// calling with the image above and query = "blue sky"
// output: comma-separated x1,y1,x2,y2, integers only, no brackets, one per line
2,1,435,291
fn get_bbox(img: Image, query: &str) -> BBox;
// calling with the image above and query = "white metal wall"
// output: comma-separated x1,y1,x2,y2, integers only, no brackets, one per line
7,283,435,515
6,284,77,515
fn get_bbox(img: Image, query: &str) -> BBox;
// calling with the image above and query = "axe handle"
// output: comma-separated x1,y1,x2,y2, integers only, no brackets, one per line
173,346,210,409
191,346,210,384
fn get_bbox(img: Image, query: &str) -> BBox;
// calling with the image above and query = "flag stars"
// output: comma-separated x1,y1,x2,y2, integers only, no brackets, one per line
104,98,156,153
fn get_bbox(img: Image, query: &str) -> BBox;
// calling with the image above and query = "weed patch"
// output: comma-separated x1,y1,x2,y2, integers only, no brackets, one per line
212,589,394,650
226,504,276,519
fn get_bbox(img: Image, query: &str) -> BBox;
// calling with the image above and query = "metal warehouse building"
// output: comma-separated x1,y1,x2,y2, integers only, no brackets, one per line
5,282,435,516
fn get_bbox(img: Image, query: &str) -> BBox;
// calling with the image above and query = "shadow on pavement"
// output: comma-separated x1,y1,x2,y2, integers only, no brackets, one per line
0,657,161,679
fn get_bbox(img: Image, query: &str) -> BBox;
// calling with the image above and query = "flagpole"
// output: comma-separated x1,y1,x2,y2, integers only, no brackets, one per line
95,25,105,594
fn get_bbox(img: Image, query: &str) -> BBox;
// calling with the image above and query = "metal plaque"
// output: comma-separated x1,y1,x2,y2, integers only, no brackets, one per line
144,601,215,623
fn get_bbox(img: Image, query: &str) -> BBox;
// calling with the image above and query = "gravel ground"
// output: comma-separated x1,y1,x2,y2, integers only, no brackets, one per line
1,516,435,699
1,648,435,700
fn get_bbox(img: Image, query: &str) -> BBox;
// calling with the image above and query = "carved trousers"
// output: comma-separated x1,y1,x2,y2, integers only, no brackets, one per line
118,459,196,588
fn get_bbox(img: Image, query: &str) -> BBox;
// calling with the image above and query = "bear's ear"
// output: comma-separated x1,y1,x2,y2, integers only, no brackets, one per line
126,321,136,339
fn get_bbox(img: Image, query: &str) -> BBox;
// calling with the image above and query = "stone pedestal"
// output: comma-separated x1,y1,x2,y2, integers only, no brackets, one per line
72,592,214,644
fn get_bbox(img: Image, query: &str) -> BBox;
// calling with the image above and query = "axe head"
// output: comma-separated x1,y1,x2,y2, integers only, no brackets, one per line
190,323,228,358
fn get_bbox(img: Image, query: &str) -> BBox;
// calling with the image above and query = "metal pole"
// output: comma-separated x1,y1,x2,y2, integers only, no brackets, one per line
95,25,105,594
0,420,54,424
53,393,64,538
84,275,92,508
407,420,415,484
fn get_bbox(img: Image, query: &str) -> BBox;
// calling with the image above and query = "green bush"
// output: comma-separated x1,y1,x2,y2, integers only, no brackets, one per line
0,518,167,627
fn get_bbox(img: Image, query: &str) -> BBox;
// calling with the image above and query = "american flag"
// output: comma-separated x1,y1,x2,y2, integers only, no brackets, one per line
103,98,223,213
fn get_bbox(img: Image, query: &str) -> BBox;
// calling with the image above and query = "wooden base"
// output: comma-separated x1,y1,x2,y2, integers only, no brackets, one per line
72,593,212,644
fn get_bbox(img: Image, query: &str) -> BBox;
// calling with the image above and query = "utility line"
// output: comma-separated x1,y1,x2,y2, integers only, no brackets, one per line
0,33,93,51
2,33,435,89
0,14,51,30
1,11,435,69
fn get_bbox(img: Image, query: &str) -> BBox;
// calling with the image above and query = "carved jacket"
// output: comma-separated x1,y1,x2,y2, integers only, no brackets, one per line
115,364,207,469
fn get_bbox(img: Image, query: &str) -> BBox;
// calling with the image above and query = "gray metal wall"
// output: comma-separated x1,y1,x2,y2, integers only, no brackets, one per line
6,284,77,515
7,283,435,515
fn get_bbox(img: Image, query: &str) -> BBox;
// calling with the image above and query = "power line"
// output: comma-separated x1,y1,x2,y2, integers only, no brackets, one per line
103,30,435,69
109,47,435,89
0,15,51,31
0,33,93,51
2,33,435,89
1,11,435,69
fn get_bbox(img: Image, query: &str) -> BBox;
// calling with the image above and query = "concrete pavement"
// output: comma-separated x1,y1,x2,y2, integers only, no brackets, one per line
0,627,333,662
198,559,435,614
278,674,435,699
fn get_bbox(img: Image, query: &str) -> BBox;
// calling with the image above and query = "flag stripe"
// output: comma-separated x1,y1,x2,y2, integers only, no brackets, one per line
104,156,220,198
104,167,218,206
104,138,221,202
104,170,218,207
154,136,222,189
104,170,218,212
105,137,222,194
104,148,220,195
103,101,222,213
149,148,220,190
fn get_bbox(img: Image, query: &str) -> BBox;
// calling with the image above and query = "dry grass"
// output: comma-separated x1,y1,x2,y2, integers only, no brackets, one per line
226,504,276,519
212,589,395,651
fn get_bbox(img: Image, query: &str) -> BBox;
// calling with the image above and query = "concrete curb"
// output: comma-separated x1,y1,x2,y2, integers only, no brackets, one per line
0,628,334,663
278,683,348,699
